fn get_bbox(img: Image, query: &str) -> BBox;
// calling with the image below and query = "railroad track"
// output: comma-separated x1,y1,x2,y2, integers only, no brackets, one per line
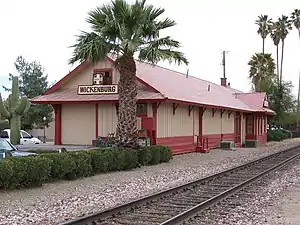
59,145,300,225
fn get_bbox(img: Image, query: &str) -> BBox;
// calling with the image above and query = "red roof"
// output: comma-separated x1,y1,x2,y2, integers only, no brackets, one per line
31,89,164,103
31,57,274,114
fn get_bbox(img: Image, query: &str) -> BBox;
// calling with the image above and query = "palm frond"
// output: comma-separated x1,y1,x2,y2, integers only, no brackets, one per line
69,31,113,64
139,48,188,65
291,9,300,29
69,0,187,67
255,14,272,38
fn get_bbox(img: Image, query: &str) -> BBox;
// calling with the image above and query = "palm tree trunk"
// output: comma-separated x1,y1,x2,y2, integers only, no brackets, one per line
116,55,138,148
262,38,265,54
276,45,279,80
280,40,284,86
297,73,300,131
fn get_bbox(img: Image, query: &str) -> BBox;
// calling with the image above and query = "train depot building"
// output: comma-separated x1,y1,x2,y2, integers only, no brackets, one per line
31,57,275,154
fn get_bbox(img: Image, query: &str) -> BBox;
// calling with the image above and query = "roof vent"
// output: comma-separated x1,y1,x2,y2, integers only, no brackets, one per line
207,84,211,91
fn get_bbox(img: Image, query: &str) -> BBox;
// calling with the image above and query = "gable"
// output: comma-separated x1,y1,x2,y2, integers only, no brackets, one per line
59,59,117,90
45,57,158,95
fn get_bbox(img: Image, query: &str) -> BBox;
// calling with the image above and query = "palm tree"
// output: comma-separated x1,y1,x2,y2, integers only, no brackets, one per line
255,15,272,54
291,9,300,129
277,15,293,85
270,21,281,77
69,0,188,148
291,9,300,40
248,53,276,92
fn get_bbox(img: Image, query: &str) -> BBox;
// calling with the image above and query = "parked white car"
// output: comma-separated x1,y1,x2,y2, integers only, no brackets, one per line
0,129,42,145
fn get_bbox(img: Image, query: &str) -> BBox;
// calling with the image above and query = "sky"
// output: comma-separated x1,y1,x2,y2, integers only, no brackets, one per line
0,0,299,99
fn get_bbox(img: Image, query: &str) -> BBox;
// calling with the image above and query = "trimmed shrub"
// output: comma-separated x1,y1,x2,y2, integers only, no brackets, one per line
68,151,93,178
158,146,172,163
40,153,76,180
139,145,172,165
0,159,14,189
27,149,59,154
0,156,52,189
267,129,292,142
138,147,152,165
0,145,173,190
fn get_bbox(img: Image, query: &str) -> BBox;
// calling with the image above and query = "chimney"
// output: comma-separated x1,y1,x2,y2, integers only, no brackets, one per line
220,77,227,87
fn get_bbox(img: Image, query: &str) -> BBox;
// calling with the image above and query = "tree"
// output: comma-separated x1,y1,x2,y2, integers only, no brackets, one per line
248,53,276,92
69,0,188,148
291,9,300,40
270,21,281,77
291,9,300,128
267,80,296,125
3,56,53,130
277,15,293,85
255,15,272,54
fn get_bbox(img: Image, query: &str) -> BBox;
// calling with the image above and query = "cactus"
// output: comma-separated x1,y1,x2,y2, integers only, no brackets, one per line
0,76,31,144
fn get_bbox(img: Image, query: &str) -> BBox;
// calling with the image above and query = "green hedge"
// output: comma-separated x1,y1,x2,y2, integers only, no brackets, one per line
267,129,292,142
0,145,172,190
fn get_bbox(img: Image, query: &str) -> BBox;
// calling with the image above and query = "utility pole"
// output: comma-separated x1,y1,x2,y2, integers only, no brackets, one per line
297,71,300,131
221,51,229,79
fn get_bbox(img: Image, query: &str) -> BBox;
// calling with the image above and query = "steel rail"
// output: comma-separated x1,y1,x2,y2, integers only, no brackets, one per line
59,145,300,225
160,150,300,225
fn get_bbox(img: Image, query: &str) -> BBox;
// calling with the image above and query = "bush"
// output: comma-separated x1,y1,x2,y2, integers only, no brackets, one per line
40,153,76,180
0,145,173,190
267,129,292,142
68,151,93,178
0,156,52,189
27,149,59,154
139,145,172,165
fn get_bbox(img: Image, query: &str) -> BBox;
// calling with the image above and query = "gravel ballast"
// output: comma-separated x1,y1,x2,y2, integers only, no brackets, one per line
187,157,300,224
0,139,300,225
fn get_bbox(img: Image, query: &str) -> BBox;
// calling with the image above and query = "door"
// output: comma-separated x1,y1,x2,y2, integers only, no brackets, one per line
234,114,241,144
20,130,32,145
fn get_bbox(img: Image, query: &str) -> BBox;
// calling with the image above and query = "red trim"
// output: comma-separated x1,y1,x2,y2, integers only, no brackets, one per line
203,133,235,149
156,136,196,155
31,99,163,104
95,104,99,138
53,104,62,145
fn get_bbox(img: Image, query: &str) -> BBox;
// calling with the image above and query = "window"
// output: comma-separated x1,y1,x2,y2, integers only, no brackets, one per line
21,131,31,139
93,70,112,85
137,103,147,115
246,116,253,135
0,131,8,138
0,139,13,151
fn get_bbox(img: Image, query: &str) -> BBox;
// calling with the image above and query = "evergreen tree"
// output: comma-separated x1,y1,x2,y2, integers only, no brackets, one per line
3,56,53,130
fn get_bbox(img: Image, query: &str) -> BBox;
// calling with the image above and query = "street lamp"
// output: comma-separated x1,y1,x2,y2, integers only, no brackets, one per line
43,116,46,143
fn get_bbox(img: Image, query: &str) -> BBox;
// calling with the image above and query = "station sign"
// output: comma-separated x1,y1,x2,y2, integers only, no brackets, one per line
77,85,118,95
